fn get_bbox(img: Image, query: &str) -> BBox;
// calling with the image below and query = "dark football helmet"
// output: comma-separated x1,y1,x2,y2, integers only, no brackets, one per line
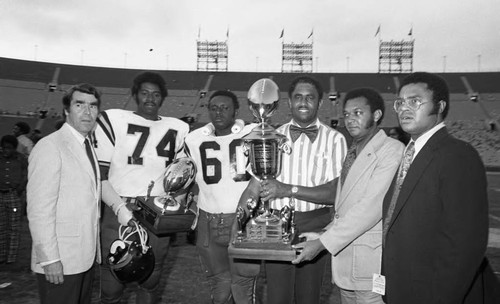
107,222,155,284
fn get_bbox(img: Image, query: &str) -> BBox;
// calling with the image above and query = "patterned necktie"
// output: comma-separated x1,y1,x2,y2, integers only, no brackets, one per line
84,138,97,186
340,144,357,186
383,141,415,245
289,125,319,142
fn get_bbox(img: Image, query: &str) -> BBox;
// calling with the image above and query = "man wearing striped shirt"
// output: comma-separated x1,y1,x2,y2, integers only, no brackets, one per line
238,76,347,304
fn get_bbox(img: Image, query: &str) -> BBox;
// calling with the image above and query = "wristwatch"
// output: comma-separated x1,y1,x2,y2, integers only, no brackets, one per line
291,186,298,197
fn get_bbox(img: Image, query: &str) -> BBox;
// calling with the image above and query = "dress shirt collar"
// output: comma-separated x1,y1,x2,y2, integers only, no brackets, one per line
290,118,320,129
65,123,88,146
410,122,445,160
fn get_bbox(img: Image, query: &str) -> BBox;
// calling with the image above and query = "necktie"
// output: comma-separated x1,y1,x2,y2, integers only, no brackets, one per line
382,141,415,245
289,125,319,142
340,144,357,186
84,138,98,186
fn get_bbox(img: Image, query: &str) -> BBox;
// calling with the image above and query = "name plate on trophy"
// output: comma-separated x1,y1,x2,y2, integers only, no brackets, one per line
228,213,299,261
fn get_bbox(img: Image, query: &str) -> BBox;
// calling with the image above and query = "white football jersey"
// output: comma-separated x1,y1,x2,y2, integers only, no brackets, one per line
94,109,189,197
185,123,257,214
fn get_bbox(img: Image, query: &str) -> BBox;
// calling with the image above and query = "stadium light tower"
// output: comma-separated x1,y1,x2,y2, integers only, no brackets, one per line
378,38,414,73
196,31,228,71
281,40,313,73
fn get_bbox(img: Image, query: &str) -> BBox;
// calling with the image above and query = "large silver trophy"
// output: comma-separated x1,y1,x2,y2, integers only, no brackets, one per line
244,78,288,223
229,79,297,261
134,157,197,236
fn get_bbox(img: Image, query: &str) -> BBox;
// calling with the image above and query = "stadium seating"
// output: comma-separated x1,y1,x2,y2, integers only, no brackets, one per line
0,56,498,166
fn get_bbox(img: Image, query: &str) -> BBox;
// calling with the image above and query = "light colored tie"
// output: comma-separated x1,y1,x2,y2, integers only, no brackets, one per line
383,141,415,244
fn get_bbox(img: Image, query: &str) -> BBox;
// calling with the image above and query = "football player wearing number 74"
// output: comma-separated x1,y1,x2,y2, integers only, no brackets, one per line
93,72,189,304
184,90,261,304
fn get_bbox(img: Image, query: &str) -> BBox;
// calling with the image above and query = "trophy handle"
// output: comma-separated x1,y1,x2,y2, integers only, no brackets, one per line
279,141,292,155
242,141,250,156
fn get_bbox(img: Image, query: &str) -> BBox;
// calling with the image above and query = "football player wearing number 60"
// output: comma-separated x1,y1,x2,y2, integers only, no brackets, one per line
93,72,189,304
184,90,261,304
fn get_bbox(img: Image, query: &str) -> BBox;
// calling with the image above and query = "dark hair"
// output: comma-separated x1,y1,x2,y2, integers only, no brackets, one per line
14,121,31,134
62,83,102,114
399,72,450,119
208,90,240,110
131,72,168,99
288,76,324,101
344,87,385,125
1,135,19,149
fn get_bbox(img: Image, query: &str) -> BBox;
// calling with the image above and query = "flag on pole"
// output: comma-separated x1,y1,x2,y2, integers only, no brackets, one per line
279,29,284,39
374,25,381,37
408,27,413,36
308,29,314,39
198,26,201,40
226,28,229,38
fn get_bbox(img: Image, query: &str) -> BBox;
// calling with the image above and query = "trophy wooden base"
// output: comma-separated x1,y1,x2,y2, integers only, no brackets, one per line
133,196,196,236
228,218,299,261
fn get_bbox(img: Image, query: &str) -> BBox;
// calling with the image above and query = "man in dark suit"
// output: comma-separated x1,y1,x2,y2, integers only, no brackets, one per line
382,72,489,304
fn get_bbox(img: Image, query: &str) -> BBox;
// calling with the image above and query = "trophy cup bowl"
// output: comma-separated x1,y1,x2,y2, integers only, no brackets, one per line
247,78,280,122
154,157,197,213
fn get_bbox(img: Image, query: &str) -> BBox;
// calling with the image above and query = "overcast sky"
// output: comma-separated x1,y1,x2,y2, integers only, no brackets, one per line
0,0,498,73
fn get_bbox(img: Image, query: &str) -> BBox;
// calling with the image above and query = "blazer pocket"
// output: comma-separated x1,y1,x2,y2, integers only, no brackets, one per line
56,222,80,237
352,232,382,281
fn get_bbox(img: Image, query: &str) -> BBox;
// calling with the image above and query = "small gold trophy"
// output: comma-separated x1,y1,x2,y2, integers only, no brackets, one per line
134,158,198,235
229,78,297,261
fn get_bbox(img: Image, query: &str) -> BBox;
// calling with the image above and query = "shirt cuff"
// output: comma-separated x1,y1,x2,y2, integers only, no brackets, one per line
39,259,60,267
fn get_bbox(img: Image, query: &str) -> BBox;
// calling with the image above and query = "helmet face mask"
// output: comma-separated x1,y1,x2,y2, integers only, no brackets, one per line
107,223,155,284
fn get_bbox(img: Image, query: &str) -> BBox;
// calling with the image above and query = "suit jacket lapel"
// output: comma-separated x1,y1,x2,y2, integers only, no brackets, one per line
338,130,384,209
387,128,449,230
60,124,97,190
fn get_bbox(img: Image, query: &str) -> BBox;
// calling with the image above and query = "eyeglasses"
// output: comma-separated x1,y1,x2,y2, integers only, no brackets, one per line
393,97,431,112
138,90,162,100
208,105,231,113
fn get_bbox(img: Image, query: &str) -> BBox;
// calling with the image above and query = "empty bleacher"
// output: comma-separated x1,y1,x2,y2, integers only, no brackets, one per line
0,56,499,166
